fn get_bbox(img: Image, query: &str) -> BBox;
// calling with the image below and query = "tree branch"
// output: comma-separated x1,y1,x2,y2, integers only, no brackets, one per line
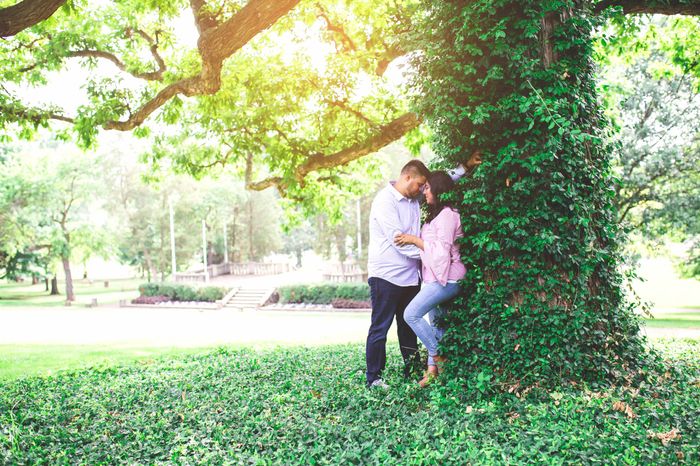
316,4,357,52
0,0,66,37
327,99,381,128
104,0,300,131
0,99,74,125
594,0,700,15
246,112,421,193
126,28,167,79
67,49,165,81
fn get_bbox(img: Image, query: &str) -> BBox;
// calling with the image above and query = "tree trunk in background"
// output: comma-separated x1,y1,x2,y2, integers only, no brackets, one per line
50,276,59,295
248,197,254,261
61,256,75,301
232,207,239,262
143,249,157,283
416,0,647,393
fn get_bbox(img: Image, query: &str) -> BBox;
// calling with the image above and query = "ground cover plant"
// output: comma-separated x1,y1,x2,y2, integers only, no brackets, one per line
1,341,698,464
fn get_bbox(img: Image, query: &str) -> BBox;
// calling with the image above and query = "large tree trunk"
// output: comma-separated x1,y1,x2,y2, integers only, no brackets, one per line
417,0,647,393
61,256,75,301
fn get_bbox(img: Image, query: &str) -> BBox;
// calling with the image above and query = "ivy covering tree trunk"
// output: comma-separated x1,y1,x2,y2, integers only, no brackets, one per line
415,0,649,394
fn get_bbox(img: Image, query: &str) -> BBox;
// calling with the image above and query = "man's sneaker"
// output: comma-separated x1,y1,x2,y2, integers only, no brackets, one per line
368,378,389,389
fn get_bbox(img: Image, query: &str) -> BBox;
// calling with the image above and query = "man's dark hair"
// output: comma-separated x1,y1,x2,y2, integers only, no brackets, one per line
425,170,457,224
400,159,430,179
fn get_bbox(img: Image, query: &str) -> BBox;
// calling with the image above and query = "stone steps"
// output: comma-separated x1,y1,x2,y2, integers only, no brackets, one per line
224,287,275,309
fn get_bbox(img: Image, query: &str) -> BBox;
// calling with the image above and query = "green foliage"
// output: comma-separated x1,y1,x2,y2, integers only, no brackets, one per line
0,342,698,464
138,282,226,302
278,283,369,304
0,0,421,217
595,16,700,279
196,286,226,302
413,0,651,394
0,141,111,295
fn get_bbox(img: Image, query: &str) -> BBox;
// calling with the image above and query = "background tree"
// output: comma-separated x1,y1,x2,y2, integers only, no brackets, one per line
0,0,420,215
597,15,700,277
281,220,316,268
1,144,109,300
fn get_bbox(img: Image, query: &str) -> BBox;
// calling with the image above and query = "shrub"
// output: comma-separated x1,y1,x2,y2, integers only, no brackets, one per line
278,283,370,304
173,284,198,302
196,287,225,302
137,283,227,303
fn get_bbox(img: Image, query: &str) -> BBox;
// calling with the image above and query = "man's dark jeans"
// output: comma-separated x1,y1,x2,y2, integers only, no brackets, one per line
365,277,420,385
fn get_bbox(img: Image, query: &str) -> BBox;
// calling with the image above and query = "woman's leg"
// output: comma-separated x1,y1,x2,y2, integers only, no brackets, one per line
426,282,460,366
404,282,460,362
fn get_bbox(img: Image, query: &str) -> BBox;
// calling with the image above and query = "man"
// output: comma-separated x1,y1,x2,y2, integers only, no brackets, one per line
366,159,430,388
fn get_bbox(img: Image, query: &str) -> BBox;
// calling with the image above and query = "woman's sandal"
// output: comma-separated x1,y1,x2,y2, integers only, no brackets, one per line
433,355,447,374
418,365,439,388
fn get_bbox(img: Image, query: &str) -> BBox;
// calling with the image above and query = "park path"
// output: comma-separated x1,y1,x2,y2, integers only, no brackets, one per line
0,305,697,348
0,306,372,347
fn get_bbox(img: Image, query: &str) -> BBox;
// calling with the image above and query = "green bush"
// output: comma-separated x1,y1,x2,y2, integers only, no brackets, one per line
173,284,198,302
138,283,226,303
0,341,698,464
197,286,226,302
278,283,370,304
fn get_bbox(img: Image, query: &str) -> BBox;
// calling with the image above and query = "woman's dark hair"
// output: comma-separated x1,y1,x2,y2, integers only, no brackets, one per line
424,170,456,224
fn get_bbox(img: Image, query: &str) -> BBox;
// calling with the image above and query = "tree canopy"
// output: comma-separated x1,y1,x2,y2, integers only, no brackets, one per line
2,0,698,211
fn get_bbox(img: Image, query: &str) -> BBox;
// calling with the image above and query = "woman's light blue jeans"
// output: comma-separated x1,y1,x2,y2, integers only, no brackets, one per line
403,281,460,366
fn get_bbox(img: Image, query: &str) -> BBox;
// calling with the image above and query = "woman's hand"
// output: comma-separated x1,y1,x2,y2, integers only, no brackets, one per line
394,233,419,247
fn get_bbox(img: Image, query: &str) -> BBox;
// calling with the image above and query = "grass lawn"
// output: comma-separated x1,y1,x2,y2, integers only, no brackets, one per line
0,278,141,307
644,311,700,329
0,344,221,381
0,341,698,465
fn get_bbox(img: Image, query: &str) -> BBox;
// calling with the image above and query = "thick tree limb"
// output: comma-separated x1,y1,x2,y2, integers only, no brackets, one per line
246,112,421,192
594,0,700,15
103,0,300,131
198,0,300,63
296,112,420,179
0,0,66,37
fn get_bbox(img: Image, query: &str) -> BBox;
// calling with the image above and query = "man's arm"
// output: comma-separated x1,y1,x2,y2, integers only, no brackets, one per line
371,195,421,259
449,150,483,181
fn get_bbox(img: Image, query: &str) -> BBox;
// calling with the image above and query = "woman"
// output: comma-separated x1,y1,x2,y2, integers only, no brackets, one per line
394,170,466,387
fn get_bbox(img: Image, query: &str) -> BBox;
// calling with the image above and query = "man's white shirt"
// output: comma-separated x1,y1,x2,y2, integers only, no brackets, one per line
367,183,422,287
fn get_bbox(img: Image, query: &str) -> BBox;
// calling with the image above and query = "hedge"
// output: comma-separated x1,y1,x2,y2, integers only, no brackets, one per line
277,283,370,304
137,282,227,303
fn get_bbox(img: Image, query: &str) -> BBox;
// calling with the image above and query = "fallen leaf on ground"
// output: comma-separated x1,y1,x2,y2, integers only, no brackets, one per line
612,401,637,419
647,428,681,446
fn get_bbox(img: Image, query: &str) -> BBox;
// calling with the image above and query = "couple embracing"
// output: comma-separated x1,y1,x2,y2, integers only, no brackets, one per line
365,154,481,388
